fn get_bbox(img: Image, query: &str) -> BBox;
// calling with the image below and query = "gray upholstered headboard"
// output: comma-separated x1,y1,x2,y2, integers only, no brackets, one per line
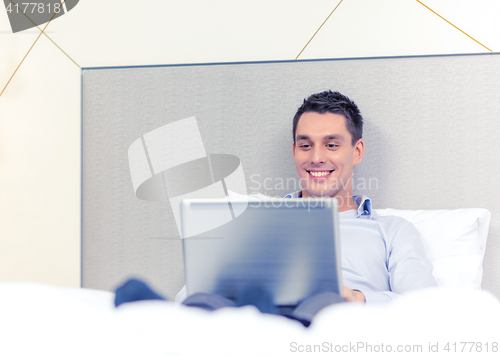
82,53,500,299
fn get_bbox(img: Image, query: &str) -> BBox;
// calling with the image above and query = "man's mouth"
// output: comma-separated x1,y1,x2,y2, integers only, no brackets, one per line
307,170,334,178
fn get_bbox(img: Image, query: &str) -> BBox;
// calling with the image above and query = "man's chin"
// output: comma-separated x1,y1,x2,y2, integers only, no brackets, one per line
303,189,336,199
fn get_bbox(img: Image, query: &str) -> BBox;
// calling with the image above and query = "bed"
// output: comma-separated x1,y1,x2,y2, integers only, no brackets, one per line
2,208,495,355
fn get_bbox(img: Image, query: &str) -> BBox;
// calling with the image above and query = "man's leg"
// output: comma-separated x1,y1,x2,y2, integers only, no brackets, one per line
114,279,342,326
182,293,236,311
290,292,346,326
114,278,166,306
114,278,237,311
114,278,274,313
183,285,278,314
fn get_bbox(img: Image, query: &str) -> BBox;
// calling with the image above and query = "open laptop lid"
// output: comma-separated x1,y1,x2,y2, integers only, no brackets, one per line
181,198,342,306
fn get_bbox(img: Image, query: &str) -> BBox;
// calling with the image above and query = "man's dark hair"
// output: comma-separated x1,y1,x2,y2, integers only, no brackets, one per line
293,90,363,146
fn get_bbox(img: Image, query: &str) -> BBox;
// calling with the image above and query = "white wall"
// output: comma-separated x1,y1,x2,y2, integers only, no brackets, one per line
0,0,499,288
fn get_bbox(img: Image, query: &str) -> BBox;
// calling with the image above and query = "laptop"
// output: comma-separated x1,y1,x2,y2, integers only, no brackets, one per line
180,198,342,306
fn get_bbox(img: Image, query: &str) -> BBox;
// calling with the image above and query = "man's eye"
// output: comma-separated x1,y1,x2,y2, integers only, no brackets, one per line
300,144,311,149
327,144,338,148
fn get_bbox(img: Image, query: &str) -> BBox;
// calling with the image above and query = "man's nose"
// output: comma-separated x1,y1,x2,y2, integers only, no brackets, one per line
311,146,326,165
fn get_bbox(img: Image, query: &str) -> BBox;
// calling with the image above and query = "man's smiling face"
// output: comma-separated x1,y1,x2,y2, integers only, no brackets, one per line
293,111,364,201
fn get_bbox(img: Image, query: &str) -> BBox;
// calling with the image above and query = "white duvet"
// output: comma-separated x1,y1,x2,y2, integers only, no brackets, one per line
1,283,499,356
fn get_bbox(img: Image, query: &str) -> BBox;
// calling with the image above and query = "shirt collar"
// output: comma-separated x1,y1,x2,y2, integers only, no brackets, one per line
353,195,372,218
284,191,372,219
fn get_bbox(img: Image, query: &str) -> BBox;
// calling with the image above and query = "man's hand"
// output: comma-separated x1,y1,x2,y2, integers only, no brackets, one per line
342,286,366,303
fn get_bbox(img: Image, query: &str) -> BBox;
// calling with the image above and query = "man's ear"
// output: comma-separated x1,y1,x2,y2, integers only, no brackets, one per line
292,142,296,156
353,138,364,165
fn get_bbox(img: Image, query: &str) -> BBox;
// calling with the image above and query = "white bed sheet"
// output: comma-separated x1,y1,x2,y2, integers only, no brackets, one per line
1,283,499,356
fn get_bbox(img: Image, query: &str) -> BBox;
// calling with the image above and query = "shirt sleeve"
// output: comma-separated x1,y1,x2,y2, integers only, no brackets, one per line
362,290,399,303
389,220,437,292
360,218,437,303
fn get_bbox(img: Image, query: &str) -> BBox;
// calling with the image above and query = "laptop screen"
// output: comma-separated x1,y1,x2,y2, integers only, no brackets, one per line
181,198,342,305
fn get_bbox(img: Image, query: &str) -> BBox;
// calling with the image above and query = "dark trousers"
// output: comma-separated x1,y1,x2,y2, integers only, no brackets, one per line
182,291,345,326
115,279,345,327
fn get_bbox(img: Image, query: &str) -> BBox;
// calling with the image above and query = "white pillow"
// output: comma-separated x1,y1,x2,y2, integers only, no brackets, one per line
374,208,491,290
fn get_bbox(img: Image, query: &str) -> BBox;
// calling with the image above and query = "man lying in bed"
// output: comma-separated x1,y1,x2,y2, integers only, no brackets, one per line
285,90,437,304
115,90,437,325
